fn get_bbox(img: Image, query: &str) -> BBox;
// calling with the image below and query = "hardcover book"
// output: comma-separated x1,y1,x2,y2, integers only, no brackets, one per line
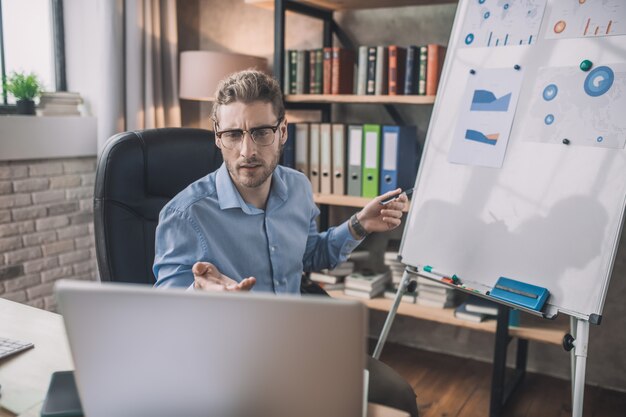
331,47,356,94
366,46,377,95
426,44,446,96
403,45,418,95
388,45,407,95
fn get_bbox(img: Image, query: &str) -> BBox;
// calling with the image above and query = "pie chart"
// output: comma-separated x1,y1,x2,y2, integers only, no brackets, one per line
584,66,614,97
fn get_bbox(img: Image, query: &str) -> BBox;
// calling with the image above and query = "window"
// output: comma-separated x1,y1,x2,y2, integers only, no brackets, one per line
0,0,65,106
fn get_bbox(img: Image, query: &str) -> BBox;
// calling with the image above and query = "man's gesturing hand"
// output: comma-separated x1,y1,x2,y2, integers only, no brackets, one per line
192,262,256,291
357,188,408,234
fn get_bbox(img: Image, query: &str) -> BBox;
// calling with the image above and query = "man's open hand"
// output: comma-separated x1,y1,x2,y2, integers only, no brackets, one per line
192,262,256,291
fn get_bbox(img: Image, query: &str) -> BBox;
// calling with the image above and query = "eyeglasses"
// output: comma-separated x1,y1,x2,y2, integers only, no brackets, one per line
215,118,283,149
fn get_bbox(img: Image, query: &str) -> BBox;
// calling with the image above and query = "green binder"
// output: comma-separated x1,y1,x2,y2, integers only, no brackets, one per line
361,124,381,198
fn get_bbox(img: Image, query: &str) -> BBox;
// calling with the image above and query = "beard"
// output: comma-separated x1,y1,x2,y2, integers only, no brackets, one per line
224,141,283,189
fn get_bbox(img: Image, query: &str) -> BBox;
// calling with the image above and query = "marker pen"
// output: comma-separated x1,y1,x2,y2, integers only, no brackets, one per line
380,188,414,205
423,265,461,284
422,265,448,278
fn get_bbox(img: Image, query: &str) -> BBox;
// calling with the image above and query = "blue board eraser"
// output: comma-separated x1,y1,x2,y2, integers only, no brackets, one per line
490,277,550,311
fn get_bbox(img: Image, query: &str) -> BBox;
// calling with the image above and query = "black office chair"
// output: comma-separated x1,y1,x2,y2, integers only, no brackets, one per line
94,128,223,284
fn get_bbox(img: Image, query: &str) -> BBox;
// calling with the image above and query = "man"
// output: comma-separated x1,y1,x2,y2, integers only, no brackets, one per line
153,70,417,416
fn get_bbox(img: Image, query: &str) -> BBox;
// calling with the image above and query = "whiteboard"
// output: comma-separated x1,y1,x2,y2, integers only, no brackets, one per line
400,0,626,321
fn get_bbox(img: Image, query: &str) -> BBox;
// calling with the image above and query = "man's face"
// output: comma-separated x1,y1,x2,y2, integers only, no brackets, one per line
215,101,287,190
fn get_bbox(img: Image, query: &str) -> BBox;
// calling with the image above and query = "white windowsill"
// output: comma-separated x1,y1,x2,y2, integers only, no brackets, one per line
0,115,97,161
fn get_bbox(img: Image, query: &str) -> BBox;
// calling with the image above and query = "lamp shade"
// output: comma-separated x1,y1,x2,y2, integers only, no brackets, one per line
179,51,269,101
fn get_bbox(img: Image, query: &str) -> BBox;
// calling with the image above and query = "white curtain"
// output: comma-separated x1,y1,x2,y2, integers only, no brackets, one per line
65,0,181,152
125,0,181,131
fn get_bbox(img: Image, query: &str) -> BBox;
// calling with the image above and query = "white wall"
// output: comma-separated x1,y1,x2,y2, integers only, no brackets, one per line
64,0,125,152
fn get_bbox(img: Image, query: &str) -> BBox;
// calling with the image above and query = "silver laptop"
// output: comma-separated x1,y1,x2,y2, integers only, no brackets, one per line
55,280,366,417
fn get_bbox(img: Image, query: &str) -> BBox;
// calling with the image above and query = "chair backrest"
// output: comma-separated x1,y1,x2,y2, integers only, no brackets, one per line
94,128,223,284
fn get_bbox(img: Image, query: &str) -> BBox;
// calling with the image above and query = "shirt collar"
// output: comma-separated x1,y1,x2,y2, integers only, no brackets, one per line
269,165,288,203
216,163,247,211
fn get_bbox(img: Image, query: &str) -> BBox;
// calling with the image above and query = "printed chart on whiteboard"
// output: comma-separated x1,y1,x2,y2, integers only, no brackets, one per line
448,67,524,168
460,0,547,48
544,0,626,39
519,64,626,149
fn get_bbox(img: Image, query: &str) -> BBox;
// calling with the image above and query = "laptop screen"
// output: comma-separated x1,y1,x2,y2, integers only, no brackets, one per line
56,280,367,417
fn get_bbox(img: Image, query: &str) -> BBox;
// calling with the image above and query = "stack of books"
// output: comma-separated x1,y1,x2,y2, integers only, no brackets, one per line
415,276,457,308
37,92,83,116
383,287,417,303
309,261,354,291
384,251,405,289
344,271,391,299
381,249,417,303
454,296,499,323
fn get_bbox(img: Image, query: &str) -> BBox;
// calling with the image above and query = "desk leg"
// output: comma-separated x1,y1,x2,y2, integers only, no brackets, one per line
572,318,589,417
490,303,510,417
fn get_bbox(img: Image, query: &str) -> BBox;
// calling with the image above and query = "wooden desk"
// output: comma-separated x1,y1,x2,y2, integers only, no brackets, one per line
0,299,73,417
0,298,408,417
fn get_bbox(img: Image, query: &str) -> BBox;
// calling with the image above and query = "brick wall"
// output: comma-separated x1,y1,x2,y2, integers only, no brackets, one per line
0,157,98,311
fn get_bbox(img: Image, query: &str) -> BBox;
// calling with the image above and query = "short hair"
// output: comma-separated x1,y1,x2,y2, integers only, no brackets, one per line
211,69,285,128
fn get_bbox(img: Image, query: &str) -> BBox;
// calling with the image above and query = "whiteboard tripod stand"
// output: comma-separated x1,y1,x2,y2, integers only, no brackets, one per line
564,316,590,417
373,266,593,417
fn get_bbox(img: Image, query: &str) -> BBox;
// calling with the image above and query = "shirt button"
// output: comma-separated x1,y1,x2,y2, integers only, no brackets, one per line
271,246,276,252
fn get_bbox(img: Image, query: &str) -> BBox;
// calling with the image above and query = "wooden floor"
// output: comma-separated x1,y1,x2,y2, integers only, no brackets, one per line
378,343,626,417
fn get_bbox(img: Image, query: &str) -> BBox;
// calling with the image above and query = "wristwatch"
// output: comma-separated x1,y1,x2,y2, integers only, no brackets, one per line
350,213,369,239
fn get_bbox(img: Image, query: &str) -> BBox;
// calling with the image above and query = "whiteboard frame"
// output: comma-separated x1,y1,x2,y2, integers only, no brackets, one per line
399,0,626,323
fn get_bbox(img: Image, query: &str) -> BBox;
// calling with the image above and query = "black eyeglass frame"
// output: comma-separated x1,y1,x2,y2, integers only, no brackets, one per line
214,118,284,148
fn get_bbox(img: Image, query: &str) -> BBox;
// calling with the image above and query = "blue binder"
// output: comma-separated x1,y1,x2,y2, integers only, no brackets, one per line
379,125,420,194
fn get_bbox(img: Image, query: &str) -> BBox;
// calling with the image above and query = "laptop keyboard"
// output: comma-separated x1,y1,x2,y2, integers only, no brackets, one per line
0,336,34,360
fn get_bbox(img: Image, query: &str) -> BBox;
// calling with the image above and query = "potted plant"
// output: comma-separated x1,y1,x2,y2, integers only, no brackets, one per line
3,71,43,115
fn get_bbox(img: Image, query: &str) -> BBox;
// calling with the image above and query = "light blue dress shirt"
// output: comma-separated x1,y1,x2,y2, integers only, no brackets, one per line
153,163,362,293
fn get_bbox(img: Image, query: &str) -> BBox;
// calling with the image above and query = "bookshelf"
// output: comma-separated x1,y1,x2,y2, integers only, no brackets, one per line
259,0,448,211
329,290,569,346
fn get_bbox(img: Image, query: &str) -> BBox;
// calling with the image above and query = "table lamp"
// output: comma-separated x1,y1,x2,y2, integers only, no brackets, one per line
179,50,269,101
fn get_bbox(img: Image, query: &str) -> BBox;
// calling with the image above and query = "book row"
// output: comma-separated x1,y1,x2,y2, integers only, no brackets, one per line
283,44,446,96
280,123,421,198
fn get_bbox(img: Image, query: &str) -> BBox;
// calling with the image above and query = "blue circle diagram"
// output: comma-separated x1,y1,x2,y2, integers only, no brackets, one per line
504,3,510,10
545,114,555,125
584,66,614,97
597,136,604,143
484,11,490,19
465,33,475,45
543,84,558,101
478,0,485,3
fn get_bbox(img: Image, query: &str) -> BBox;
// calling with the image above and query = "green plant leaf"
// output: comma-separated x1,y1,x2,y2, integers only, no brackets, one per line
4,71,43,100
